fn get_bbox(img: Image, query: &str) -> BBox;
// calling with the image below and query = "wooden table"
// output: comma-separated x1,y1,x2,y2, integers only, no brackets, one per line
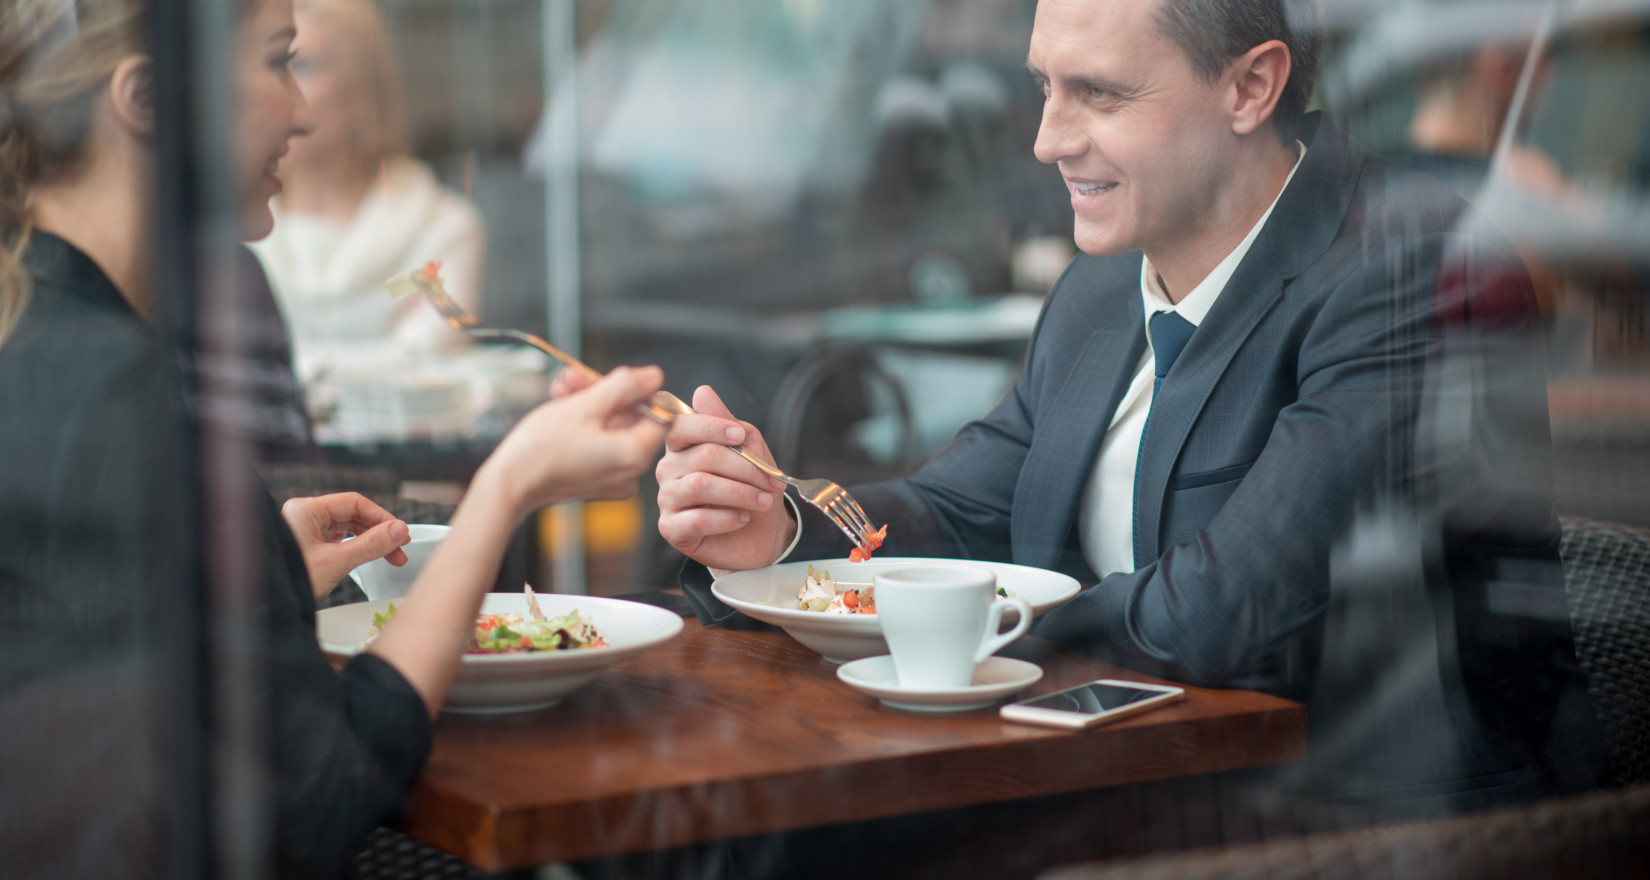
395,621,1306,873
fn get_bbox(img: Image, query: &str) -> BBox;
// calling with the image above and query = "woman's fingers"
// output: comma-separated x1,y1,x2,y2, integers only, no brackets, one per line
580,365,665,416
342,519,411,568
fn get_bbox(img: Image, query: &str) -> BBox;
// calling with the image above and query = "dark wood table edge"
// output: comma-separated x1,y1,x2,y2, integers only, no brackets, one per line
394,701,1307,872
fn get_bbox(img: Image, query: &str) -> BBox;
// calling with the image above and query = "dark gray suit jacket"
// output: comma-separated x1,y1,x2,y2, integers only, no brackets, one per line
684,112,1604,820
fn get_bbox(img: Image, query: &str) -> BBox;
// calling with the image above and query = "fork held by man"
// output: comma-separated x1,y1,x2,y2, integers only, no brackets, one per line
388,264,881,560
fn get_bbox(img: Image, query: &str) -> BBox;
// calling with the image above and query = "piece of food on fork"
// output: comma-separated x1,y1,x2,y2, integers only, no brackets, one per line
848,524,887,563
386,260,446,299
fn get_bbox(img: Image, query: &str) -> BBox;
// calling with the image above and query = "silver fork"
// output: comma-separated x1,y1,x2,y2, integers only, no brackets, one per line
386,265,881,556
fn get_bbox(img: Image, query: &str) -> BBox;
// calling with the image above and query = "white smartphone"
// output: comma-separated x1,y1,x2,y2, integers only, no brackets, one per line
999,679,1185,729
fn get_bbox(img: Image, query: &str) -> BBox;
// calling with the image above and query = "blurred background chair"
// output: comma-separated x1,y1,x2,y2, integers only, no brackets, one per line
1560,516,1650,785
767,346,921,486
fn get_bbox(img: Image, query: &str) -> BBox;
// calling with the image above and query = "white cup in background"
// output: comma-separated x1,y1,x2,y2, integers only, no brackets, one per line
875,565,1034,689
349,523,451,601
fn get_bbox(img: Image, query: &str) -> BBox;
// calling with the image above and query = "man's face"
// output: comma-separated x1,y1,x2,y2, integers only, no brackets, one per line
1028,0,1240,262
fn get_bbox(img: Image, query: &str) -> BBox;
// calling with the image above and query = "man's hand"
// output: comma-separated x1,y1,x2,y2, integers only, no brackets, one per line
655,385,793,571
281,493,410,600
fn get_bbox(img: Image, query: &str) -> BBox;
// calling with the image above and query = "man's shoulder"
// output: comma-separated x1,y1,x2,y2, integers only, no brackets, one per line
1319,128,1523,264
1345,159,1473,240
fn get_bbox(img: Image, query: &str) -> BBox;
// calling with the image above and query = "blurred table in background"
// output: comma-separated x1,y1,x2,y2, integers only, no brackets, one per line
1548,375,1650,529
306,345,552,477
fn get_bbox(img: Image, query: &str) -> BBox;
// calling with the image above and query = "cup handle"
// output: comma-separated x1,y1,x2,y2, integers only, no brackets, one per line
976,596,1034,663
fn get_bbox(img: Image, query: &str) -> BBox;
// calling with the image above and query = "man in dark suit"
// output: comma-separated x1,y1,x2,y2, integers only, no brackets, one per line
649,0,1604,833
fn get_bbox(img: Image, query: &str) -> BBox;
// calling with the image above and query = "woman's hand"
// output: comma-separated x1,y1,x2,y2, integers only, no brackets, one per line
281,493,411,600
480,365,670,519
556,372,791,571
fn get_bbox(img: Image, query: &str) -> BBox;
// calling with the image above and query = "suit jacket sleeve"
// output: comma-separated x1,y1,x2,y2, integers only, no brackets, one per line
677,267,1074,620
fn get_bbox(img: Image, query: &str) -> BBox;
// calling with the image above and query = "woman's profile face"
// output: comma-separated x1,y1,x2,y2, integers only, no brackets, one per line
234,0,312,241
283,9,359,171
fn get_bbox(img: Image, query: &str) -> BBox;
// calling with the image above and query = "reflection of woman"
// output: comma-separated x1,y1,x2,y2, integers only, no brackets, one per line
0,0,664,875
249,0,485,374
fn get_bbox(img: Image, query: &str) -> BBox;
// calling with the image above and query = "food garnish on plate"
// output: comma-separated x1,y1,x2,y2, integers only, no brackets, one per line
797,564,876,614
363,584,609,653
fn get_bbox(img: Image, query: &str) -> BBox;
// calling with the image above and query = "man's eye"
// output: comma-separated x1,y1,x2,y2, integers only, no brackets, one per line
271,50,298,73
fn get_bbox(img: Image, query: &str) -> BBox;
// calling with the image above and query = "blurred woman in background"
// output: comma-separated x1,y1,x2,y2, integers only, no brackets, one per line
0,0,662,876
250,0,486,379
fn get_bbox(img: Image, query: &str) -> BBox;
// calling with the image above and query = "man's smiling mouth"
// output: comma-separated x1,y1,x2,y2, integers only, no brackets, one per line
1072,182,1117,196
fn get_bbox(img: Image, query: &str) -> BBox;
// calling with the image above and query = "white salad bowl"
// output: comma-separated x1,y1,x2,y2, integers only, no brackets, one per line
711,557,1080,664
316,591,683,714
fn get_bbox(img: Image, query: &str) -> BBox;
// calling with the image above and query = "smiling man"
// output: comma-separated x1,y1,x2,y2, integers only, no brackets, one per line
650,0,1603,842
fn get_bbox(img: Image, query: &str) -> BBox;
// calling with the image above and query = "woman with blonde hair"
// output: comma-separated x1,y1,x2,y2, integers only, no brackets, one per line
0,0,664,875
250,0,486,377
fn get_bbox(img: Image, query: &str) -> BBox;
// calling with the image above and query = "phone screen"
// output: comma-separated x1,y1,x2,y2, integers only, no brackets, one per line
1015,682,1167,714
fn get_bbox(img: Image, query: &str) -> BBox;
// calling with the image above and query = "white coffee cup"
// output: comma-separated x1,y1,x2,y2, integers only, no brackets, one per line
349,523,451,601
874,565,1034,689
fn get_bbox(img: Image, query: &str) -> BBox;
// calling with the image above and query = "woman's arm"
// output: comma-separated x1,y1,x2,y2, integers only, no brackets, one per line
364,366,666,715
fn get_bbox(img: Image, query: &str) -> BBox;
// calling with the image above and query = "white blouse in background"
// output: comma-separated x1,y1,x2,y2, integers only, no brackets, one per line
251,155,487,381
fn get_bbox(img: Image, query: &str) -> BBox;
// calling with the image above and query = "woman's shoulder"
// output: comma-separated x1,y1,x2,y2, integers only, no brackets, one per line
10,234,162,376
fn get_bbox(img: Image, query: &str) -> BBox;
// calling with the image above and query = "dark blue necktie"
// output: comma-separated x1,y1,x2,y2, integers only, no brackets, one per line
1149,311,1196,396
1132,310,1196,568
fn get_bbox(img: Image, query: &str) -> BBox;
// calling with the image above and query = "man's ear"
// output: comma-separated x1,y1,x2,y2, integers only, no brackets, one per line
107,55,155,137
1228,39,1290,137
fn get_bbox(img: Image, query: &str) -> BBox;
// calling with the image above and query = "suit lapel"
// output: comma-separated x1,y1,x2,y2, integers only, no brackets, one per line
1132,268,1284,565
1012,282,1145,573
1133,113,1367,564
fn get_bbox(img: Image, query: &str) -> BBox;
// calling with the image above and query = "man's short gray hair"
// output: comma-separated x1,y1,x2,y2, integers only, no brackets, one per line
1153,0,1325,143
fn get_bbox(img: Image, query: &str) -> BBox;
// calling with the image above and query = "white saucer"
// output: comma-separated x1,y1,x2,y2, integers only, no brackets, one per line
836,656,1043,712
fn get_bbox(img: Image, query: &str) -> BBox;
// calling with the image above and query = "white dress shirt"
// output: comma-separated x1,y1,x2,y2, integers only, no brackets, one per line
1079,144,1306,577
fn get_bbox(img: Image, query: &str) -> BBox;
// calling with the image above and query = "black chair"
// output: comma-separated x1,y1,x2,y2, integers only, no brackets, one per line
1559,516,1650,785
353,828,495,880
1039,783,1650,880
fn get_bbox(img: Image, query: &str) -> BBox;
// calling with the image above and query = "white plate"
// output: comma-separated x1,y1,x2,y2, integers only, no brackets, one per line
712,557,1080,664
836,655,1043,712
316,592,683,714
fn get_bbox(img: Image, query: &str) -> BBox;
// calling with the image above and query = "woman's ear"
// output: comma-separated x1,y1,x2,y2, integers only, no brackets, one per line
108,56,155,136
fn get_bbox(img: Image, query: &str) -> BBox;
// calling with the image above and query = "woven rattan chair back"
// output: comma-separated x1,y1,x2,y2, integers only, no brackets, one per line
1560,516,1650,785
1041,784,1650,880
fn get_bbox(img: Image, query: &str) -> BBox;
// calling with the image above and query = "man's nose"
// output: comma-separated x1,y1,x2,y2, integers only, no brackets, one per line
1032,93,1084,166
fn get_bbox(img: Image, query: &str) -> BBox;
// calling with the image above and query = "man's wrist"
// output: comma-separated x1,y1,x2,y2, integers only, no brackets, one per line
709,495,804,580
772,494,802,564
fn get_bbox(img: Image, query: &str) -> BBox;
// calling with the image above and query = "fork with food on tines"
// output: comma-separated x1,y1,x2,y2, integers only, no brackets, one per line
385,261,887,560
